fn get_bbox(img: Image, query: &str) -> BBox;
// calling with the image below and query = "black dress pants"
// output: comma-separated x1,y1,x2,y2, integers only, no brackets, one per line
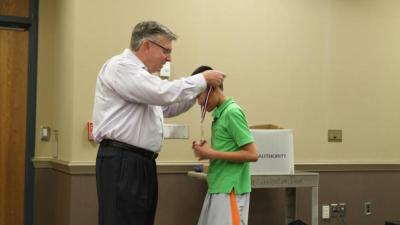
96,144,158,225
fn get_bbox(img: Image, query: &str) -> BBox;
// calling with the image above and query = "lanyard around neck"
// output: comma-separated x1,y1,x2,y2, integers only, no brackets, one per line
201,87,213,122
200,87,213,141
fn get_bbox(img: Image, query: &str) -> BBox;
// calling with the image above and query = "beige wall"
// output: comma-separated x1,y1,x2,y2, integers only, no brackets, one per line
36,0,400,163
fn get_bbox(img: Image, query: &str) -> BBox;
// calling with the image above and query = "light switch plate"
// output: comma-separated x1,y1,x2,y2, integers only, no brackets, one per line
160,62,170,78
41,126,51,141
163,124,189,139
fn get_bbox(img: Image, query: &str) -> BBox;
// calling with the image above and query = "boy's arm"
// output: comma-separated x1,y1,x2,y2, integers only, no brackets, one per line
192,141,258,163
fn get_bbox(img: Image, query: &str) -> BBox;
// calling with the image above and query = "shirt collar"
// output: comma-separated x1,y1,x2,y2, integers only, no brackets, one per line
212,97,234,119
123,48,148,71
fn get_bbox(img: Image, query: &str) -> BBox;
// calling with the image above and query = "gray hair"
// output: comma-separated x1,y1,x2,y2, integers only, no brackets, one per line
130,21,178,50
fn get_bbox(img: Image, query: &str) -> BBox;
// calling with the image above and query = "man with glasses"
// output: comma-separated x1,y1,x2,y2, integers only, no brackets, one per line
92,21,225,225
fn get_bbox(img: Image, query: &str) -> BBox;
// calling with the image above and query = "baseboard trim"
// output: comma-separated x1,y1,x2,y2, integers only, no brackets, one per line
32,157,400,174
32,158,95,174
32,157,203,174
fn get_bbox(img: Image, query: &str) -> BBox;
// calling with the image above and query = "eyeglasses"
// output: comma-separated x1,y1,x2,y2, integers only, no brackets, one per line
147,39,172,55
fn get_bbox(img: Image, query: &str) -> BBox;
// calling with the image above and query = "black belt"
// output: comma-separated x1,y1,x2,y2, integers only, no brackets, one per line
100,139,158,160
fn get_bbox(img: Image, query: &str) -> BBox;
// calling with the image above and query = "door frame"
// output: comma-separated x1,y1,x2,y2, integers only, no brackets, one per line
0,0,38,225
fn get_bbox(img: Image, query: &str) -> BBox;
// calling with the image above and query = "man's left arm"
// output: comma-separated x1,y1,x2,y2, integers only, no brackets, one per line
162,98,196,118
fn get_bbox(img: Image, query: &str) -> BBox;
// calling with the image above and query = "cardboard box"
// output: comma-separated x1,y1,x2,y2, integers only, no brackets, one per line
250,125,294,174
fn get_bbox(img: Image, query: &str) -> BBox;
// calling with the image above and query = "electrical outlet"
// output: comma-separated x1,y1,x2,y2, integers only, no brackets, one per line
364,202,372,215
322,205,330,219
330,203,338,217
339,203,346,217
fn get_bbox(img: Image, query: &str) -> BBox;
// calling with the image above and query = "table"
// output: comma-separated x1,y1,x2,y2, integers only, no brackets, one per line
386,222,400,225
188,171,319,225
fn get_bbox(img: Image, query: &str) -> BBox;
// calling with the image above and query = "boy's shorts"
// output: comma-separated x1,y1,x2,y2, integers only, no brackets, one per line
197,191,250,225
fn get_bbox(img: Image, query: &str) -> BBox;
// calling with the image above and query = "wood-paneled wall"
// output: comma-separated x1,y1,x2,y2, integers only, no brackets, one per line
0,29,29,225
0,0,29,17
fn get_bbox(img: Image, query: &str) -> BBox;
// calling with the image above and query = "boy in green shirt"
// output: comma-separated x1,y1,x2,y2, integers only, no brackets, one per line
191,66,258,225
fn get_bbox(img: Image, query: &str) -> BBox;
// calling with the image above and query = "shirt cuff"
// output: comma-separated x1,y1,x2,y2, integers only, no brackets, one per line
192,73,207,91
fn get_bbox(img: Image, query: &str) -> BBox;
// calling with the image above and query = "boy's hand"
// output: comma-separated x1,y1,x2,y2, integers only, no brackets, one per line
192,140,213,160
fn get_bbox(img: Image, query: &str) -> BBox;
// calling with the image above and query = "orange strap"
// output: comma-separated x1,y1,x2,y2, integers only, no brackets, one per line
229,190,240,225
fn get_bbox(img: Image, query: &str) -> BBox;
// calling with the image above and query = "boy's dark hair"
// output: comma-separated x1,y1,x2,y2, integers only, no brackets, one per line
191,65,213,75
191,65,223,90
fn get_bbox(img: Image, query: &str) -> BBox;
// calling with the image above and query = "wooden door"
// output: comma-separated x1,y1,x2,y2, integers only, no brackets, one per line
0,0,29,17
0,28,29,225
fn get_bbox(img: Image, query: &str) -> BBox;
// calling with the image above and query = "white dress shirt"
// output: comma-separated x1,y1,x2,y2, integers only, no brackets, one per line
92,49,206,152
